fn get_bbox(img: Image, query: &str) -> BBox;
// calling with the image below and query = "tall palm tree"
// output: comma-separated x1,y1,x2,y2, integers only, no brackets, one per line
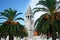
33,0,60,40
0,8,28,40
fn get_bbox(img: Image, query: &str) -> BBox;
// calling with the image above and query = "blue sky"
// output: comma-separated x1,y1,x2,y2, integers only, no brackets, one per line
0,0,31,25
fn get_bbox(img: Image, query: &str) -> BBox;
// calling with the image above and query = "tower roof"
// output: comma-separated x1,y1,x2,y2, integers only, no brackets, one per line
26,6,32,15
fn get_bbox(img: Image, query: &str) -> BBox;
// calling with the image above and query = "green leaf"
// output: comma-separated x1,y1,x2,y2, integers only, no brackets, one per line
36,1,47,7
14,18,24,21
0,17,7,19
0,12,9,18
14,13,22,18
34,13,48,26
33,7,48,14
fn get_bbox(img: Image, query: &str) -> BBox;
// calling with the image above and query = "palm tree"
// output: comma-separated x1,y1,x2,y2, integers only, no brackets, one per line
0,8,28,40
33,0,60,40
0,22,8,40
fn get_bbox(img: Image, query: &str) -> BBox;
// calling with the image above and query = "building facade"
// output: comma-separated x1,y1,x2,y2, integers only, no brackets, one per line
25,6,34,39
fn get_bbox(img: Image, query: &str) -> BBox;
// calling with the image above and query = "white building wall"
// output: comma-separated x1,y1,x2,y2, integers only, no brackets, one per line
25,6,34,39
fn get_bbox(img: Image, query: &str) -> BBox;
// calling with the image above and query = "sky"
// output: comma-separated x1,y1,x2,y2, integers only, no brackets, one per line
0,0,31,25
0,0,46,25
0,0,30,12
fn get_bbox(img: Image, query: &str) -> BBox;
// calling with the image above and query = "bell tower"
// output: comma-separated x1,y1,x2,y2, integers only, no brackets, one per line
25,6,34,38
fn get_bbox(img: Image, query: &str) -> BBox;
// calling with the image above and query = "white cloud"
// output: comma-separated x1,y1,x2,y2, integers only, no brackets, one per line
29,0,45,22
30,0,39,9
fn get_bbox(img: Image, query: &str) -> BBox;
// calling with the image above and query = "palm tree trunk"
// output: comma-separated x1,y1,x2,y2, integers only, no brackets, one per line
51,15,56,40
50,26,55,40
9,34,14,40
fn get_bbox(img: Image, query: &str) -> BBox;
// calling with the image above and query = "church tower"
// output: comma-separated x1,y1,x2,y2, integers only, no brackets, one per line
25,6,34,38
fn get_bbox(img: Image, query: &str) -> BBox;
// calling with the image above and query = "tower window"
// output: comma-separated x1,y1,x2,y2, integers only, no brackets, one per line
26,15,33,20
28,16,29,19
26,16,27,17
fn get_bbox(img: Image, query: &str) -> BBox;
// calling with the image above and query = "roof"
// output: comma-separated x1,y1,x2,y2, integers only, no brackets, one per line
26,6,32,15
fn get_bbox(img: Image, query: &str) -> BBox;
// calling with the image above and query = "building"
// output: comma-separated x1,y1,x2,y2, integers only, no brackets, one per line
25,6,34,39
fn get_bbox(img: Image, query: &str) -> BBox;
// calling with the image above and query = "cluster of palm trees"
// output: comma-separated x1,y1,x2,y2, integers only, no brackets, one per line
33,0,60,40
0,8,28,40
0,0,60,40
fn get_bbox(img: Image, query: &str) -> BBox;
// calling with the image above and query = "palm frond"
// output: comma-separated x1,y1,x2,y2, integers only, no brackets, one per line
34,13,47,26
0,17,7,20
41,19,50,34
33,7,48,10
33,9,41,14
36,1,47,7
4,9,10,14
0,12,8,18
14,13,22,18
9,8,13,12
14,18,24,21
35,0,58,13
33,7,48,13
12,10,17,17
